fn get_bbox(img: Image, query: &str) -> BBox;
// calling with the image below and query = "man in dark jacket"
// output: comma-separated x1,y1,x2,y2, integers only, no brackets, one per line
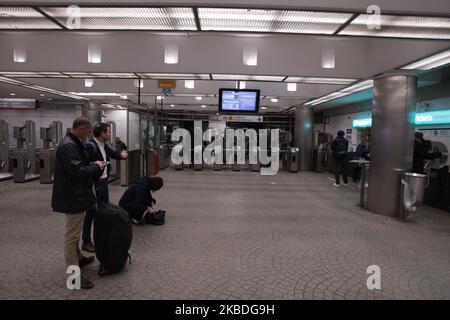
52,117,105,289
413,132,442,173
82,123,128,252
119,176,164,225
330,130,349,187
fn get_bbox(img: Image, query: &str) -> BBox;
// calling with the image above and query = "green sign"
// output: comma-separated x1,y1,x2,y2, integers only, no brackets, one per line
352,110,450,128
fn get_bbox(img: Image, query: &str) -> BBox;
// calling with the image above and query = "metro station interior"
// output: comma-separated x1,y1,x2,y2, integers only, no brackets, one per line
0,0,449,300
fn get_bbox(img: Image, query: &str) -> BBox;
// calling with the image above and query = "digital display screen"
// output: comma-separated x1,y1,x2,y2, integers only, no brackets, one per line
219,89,260,113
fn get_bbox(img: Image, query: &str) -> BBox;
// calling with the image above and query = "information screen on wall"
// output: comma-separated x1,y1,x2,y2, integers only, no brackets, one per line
218,89,260,113
0,99,36,110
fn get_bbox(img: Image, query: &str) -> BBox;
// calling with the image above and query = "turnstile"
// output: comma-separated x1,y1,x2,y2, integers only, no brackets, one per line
38,121,62,184
13,121,40,183
286,147,300,173
0,120,13,181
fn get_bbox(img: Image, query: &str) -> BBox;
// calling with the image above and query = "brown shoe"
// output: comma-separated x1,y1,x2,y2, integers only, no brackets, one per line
78,255,95,268
82,241,95,253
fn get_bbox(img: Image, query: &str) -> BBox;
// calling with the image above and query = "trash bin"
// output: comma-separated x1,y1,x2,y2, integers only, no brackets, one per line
286,147,299,173
400,172,428,218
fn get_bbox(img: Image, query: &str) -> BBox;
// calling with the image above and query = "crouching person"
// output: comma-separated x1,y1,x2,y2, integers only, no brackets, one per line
119,176,165,225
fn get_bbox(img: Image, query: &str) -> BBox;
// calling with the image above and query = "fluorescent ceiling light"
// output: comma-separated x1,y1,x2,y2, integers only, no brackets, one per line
284,76,357,84
41,7,197,31
196,96,202,101
261,106,267,109
10,93,15,96
211,74,285,81
239,81,246,89
0,71,70,78
185,80,195,89
0,76,27,85
84,79,94,88
164,44,179,64
271,98,278,102
65,72,136,78
243,46,257,66
68,92,121,97
88,44,102,64
400,49,450,70
134,80,144,88
198,8,352,34
304,80,373,106
121,95,127,99
339,14,450,40
287,83,297,92
157,95,163,100
170,104,175,107
139,73,210,80
321,49,335,69
201,105,206,108
0,7,62,29
13,45,27,63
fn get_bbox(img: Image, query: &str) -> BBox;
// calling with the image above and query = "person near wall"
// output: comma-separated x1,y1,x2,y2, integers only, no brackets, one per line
412,132,442,174
330,130,349,187
115,136,127,153
81,123,128,253
352,143,369,182
119,176,165,225
51,117,105,289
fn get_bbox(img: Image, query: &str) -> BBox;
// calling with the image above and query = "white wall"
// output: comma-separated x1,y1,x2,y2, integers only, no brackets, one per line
102,109,127,147
0,105,82,148
325,111,372,150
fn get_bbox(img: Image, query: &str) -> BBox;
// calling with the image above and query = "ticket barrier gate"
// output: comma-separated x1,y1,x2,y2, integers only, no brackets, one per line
0,120,13,181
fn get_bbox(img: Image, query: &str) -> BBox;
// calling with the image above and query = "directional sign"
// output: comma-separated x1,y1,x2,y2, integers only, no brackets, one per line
218,115,263,122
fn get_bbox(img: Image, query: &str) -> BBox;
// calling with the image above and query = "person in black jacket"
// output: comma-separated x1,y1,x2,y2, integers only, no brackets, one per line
82,123,128,252
330,130,349,187
119,176,164,225
52,117,105,290
412,132,442,174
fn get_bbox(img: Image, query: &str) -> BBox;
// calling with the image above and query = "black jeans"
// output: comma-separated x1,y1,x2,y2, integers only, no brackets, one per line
333,158,348,185
82,178,109,243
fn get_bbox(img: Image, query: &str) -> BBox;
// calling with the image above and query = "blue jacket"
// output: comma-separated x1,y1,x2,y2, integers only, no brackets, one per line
119,177,156,221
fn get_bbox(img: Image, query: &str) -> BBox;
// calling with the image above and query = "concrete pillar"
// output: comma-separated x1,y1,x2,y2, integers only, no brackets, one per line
366,73,417,217
294,106,314,171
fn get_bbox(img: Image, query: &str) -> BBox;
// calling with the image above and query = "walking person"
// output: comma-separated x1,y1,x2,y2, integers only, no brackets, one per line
331,130,349,187
51,117,105,289
81,123,128,252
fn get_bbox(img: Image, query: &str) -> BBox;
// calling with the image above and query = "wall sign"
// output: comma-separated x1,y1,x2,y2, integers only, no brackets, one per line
352,110,450,128
0,99,36,110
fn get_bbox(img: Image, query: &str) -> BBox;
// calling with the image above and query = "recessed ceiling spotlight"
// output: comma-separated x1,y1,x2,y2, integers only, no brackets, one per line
271,98,278,103
170,104,175,107
201,105,206,108
121,95,127,99
10,93,15,96
261,106,267,109
196,96,202,101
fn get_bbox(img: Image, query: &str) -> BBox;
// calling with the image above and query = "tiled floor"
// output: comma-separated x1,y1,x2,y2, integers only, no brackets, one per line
0,169,449,299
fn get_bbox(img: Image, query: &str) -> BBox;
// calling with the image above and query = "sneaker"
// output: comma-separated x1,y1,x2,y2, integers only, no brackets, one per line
82,241,95,253
332,183,341,187
81,274,94,289
78,255,95,268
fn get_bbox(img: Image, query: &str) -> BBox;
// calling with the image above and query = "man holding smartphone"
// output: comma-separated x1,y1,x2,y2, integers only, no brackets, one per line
82,122,128,253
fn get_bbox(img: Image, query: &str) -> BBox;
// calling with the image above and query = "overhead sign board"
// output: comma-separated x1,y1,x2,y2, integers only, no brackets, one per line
352,110,450,128
157,79,176,89
0,99,36,110
218,115,263,122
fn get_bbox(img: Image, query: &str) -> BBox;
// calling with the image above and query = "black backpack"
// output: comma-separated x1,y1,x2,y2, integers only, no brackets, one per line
335,140,348,159
94,203,132,276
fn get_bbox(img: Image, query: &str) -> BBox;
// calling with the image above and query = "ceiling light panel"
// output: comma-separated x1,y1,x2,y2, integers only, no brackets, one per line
339,14,450,39
0,7,62,29
64,72,137,78
400,49,450,70
137,73,210,80
304,80,373,106
198,8,352,34
211,74,285,81
285,76,358,84
0,71,70,78
40,7,197,30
